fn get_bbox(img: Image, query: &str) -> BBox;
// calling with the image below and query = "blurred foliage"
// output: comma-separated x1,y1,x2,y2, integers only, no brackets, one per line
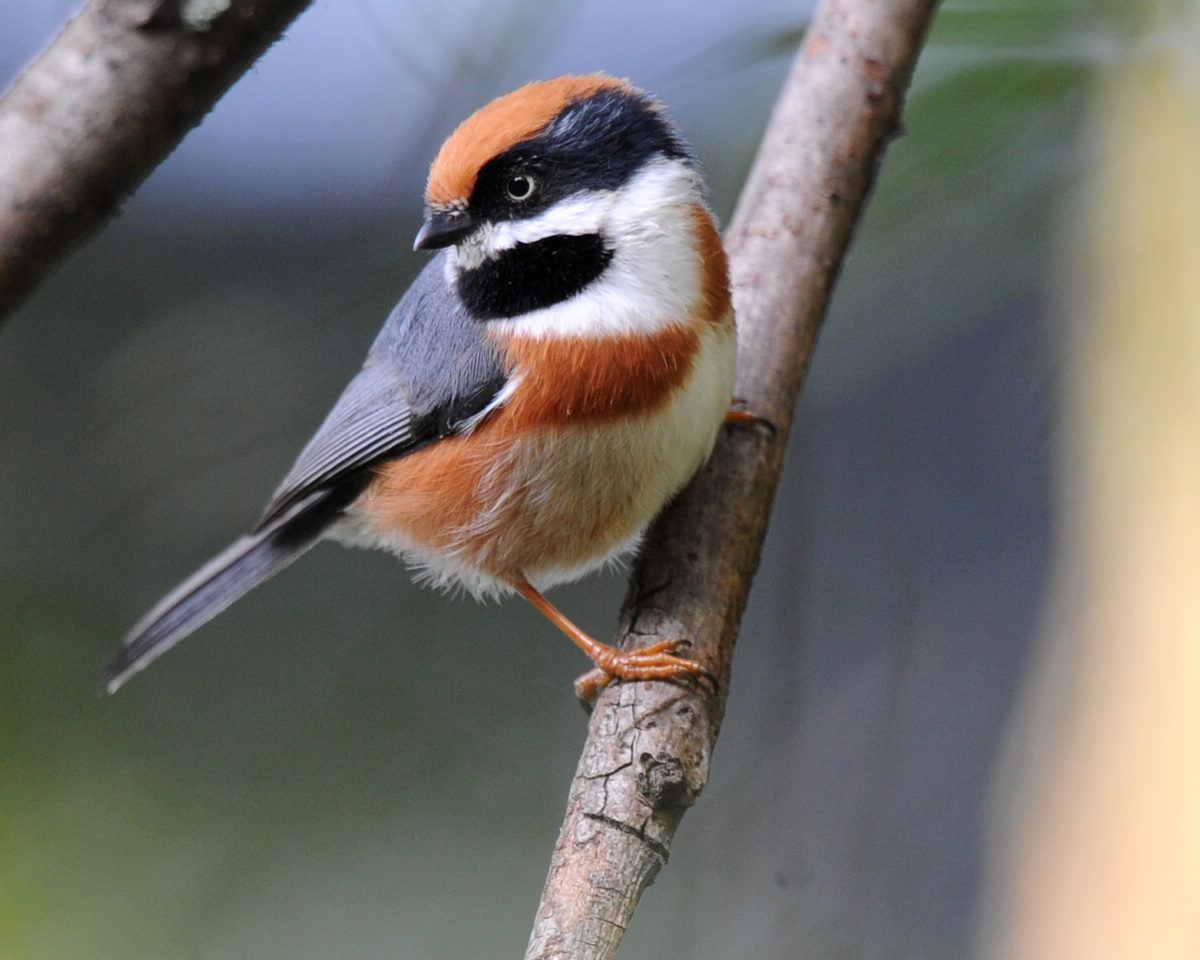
815,0,1108,403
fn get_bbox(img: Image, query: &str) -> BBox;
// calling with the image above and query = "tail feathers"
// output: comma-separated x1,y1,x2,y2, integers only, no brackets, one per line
106,487,352,694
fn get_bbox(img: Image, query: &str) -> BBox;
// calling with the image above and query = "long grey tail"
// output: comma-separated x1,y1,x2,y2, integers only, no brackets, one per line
105,486,355,694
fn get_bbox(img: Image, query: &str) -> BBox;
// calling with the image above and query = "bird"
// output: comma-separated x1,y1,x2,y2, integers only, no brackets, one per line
105,73,738,699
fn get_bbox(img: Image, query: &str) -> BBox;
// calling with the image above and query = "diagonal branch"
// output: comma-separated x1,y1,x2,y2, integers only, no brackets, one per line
0,0,313,326
523,1,939,957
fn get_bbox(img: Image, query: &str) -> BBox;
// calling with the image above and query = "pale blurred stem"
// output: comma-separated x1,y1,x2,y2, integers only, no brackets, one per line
522,1,938,958
0,0,313,326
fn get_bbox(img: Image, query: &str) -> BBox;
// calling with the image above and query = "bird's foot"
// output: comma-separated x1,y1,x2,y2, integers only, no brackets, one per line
573,638,713,705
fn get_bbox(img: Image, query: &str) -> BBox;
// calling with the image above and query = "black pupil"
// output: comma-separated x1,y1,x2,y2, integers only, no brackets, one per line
507,175,533,199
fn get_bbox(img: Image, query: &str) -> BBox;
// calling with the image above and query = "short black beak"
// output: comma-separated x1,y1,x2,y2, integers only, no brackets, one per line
413,209,476,251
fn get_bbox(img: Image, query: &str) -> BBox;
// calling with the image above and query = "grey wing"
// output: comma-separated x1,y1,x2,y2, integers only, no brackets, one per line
254,366,419,529
255,253,508,530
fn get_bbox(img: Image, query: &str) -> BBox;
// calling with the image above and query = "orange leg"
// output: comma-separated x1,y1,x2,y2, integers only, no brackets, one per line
512,576,708,701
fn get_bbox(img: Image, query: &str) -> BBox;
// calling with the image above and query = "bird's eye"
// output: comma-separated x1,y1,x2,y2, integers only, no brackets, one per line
505,173,536,202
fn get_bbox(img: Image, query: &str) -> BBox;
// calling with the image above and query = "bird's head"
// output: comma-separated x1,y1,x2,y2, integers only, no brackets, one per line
414,74,707,326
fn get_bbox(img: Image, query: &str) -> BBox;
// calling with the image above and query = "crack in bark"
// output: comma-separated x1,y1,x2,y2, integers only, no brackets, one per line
581,812,671,866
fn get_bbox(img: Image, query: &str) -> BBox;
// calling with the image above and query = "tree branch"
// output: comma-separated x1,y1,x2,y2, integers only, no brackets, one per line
0,0,312,326
523,1,939,957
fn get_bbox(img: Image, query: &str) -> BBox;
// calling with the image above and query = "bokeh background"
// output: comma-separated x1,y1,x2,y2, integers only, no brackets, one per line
3,1,1197,958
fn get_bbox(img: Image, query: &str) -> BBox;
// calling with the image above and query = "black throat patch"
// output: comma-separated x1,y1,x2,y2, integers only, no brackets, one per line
455,233,613,320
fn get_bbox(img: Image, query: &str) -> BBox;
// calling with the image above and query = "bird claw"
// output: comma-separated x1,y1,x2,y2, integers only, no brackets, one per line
573,638,714,706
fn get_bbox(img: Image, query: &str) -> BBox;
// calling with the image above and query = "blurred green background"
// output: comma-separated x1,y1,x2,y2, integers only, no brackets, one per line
0,0,1176,957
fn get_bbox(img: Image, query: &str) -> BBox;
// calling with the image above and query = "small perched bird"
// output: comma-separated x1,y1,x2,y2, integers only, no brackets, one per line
106,74,737,697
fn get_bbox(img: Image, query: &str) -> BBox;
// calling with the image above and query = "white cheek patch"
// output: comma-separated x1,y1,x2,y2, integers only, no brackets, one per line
460,157,707,338
494,192,617,248
451,192,615,273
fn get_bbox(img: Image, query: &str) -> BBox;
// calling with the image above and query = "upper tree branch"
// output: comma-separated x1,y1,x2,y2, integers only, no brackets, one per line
523,1,939,957
0,0,313,325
